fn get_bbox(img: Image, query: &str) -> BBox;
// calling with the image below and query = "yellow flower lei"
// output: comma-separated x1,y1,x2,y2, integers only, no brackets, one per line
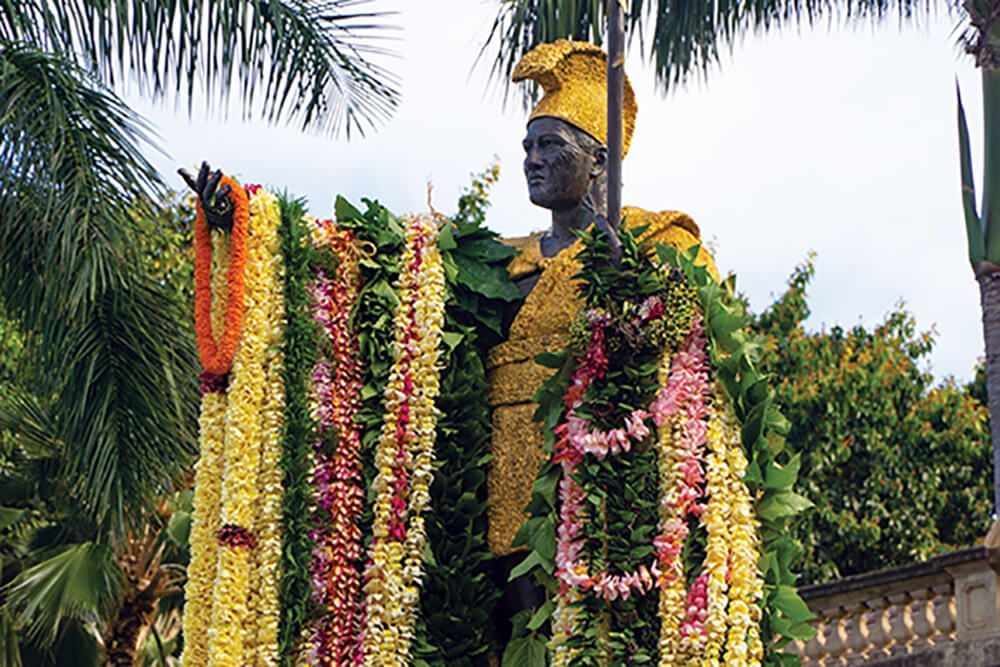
549,587,581,667
182,233,232,667
208,188,285,667
655,352,688,665
716,398,764,667
655,375,765,667
699,401,733,666
245,224,287,667
361,213,446,667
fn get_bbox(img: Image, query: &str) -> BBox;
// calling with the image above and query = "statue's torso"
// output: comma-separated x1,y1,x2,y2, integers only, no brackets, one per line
487,207,718,555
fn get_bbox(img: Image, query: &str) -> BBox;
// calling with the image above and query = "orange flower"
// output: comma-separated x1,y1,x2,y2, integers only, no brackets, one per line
194,176,249,375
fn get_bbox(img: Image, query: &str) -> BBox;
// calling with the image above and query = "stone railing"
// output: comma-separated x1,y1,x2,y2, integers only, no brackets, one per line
790,546,1000,666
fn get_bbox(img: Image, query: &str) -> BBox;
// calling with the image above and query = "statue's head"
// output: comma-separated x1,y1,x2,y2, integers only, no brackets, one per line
513,40,637,212
522,117,606,210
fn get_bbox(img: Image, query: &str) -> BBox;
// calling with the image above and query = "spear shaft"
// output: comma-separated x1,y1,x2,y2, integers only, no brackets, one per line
607,0,625,233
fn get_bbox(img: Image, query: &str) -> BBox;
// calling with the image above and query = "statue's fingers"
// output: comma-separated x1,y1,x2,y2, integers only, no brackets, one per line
204,169,222,202
216,183,232,204
195,162,209,193
178,168,198,193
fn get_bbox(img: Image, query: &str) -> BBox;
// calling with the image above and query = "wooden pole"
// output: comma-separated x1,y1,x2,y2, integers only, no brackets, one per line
607,0,625,232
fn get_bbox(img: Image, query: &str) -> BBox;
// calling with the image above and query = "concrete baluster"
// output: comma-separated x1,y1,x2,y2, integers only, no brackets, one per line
821,608,846,665
886,593,912,656
802,617,825,666
842,603,868,664
863,598,891,661
930,582,956,644
908,587,934,651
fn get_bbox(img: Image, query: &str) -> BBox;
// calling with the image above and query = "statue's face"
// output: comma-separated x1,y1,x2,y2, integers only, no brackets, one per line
522,117,604,210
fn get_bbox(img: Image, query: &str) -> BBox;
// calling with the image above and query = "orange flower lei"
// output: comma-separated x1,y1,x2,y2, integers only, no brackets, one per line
194,176,250,375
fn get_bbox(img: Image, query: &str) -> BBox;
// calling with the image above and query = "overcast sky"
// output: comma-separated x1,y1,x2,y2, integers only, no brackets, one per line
126,2,985,383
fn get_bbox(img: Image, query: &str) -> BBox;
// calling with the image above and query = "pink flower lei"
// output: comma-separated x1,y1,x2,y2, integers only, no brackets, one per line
553,311,712,604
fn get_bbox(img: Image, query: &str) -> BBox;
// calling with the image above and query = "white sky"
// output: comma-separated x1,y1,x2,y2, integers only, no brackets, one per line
126,2,985,383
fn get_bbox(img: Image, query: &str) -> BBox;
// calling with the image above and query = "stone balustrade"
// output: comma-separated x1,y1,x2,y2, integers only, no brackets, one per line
790,546,1000,666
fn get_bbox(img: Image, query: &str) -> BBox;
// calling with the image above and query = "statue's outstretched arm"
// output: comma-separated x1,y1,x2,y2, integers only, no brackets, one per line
179,161,234,231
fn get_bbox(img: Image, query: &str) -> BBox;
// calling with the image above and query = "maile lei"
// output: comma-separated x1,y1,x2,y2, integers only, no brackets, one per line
507,227,815,667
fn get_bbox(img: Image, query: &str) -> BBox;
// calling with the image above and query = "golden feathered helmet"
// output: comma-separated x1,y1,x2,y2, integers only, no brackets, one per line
512,39,637,156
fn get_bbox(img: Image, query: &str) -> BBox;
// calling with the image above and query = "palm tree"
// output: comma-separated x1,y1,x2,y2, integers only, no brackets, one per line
482,0,1000,513
0,2,398,662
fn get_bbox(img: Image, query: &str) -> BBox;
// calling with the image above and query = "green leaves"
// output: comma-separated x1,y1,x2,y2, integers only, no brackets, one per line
276,197,318,665
482,0,934,104
4,543,121,648
1,1,400,137
502,635,547,667
0,44,199,536
958,81,986,265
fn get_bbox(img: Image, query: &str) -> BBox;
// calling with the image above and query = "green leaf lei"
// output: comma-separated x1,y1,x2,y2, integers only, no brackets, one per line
276,196,318,664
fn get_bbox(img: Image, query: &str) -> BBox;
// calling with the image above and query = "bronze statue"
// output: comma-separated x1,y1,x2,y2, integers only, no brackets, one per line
487,39,718,559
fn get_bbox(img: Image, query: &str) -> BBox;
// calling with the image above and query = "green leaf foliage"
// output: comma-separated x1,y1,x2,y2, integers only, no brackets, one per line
751,256,993,584
482,0,937,105
1,1,400,137
276,196,318,664
4,542,121,648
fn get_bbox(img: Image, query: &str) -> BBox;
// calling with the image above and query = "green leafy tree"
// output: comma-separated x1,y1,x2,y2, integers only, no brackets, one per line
482,0,1000,514
751,258,992,583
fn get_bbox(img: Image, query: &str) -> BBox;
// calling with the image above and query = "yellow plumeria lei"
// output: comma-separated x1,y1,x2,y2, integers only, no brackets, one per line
181,234,232,667
360,213,446,667
208,187,285,667
700,401,733,666
655,347,764,667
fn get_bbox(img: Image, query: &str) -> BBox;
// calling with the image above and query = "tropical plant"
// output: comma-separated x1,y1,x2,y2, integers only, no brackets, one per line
751,257,992,583
482,0,1000,519
0,2,398,662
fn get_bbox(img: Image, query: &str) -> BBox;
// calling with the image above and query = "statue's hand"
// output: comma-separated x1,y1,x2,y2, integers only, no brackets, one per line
179,161,234,232
594,213,623,267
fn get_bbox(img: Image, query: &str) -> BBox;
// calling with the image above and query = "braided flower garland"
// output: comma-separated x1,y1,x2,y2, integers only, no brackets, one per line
306,219,367,664
182,231,234,667
360,214,446,666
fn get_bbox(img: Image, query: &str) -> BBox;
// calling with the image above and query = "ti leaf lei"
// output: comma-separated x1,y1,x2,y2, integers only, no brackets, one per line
505,226,814,666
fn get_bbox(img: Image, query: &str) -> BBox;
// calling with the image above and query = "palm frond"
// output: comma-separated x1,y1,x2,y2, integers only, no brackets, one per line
0,43,199,535
482,0,950,103
3,542,122,648
0,41,161,329
51,281,198,533
0,0,400,136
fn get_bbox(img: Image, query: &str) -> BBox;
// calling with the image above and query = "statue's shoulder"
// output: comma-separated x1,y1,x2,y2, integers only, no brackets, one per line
622,206,719,281
501,232,545,280
622,206,700,241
